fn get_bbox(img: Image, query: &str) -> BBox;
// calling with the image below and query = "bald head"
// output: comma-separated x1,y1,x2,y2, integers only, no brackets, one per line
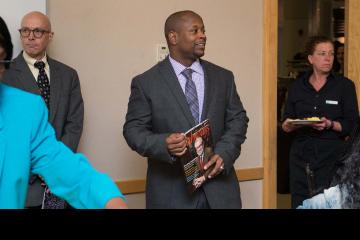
20,11,53,60
21,11,51,31
195,137,204,156
164,10,202,41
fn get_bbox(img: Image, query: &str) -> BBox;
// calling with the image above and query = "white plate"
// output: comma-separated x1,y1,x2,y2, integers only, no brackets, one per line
288,119,322,125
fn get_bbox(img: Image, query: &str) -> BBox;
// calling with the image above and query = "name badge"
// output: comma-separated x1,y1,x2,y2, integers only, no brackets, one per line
326,100,338,105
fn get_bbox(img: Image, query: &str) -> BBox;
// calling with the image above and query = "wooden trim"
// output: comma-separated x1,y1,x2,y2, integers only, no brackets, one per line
236,167,264,182
345,0,360,106
116,179,146,195
116,167,264,195
262,0,278,209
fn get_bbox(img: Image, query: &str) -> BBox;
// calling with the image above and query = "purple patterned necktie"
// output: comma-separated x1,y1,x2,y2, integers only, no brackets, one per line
182,68,199,124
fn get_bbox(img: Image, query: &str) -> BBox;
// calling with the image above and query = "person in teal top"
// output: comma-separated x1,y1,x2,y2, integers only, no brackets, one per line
0,83,127,209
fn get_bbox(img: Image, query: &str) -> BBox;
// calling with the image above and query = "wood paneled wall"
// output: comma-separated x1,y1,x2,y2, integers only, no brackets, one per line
262,0,278,209
346,0,360,106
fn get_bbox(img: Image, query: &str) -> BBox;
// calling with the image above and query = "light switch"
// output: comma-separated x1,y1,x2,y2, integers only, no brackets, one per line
156,44,169,62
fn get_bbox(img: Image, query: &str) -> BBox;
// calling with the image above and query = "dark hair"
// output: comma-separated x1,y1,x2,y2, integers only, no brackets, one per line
304,35,333,56
334,40,344,51
333,41,344,73
0,16,13,69
332,119,360,208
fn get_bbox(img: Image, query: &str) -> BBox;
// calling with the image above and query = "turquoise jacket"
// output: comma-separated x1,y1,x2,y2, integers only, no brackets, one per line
0,84,124,208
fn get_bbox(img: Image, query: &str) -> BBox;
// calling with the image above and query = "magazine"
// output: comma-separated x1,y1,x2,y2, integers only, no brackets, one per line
180,119,215,193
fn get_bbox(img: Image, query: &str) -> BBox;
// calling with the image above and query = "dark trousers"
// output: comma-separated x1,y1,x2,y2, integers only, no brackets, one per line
289,137,344,208
195,188,210,209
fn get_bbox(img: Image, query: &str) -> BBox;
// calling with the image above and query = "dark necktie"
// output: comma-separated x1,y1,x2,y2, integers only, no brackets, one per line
182,68,199,124
34,61,50,109
34,61,66,209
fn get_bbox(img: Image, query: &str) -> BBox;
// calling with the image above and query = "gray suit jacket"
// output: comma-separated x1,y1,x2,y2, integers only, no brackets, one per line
1,53,84,206
123,57,249,209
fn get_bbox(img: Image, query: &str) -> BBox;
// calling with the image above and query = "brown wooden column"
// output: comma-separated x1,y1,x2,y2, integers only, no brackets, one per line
345,0,360,106
263,0,278,209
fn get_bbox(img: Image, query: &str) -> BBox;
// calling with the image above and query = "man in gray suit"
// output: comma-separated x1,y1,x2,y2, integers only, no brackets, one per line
2,11,84,208
123,10,249,209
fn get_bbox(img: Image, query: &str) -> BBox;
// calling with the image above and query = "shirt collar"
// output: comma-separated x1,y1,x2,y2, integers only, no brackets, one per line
302,70,337,89
23,51,48,68
169,56,203,77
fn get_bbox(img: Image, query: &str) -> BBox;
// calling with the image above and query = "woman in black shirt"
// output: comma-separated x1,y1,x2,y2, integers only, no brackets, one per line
282,36,359,208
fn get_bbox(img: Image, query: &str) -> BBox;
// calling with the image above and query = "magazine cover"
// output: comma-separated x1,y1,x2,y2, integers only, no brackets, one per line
180,119,214,193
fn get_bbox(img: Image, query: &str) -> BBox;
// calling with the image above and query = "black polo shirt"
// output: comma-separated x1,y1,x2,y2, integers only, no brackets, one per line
283,71,359,139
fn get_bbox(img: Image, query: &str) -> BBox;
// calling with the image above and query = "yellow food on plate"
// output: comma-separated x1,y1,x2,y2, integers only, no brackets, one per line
304,117,321,121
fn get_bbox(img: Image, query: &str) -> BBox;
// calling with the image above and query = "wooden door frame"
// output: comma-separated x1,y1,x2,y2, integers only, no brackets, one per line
262,0,278,209
345,0,360,103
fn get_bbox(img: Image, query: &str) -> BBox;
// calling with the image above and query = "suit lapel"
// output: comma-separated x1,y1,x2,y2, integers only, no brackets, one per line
158,58,196,127
47,57,61,123
200,60,215,122
12,54,40,94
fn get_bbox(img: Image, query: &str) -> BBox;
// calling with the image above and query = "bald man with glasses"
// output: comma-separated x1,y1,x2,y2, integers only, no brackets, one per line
2,11,84,209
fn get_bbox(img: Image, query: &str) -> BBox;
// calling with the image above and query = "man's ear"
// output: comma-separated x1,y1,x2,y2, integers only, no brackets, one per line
48,32,54,41
168,31,178,46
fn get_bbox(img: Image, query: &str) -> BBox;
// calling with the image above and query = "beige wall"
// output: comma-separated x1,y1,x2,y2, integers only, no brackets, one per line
47,0,263,208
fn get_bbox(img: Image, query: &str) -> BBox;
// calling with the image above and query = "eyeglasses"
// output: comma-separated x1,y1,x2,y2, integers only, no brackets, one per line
18,28,51,38
315,51,335,57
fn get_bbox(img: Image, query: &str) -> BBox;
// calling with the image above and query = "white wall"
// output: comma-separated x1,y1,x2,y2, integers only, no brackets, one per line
0,0,46,57
47,0,263,208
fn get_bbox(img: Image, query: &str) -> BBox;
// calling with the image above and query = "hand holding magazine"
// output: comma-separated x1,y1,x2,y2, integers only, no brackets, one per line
180,119,215,193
